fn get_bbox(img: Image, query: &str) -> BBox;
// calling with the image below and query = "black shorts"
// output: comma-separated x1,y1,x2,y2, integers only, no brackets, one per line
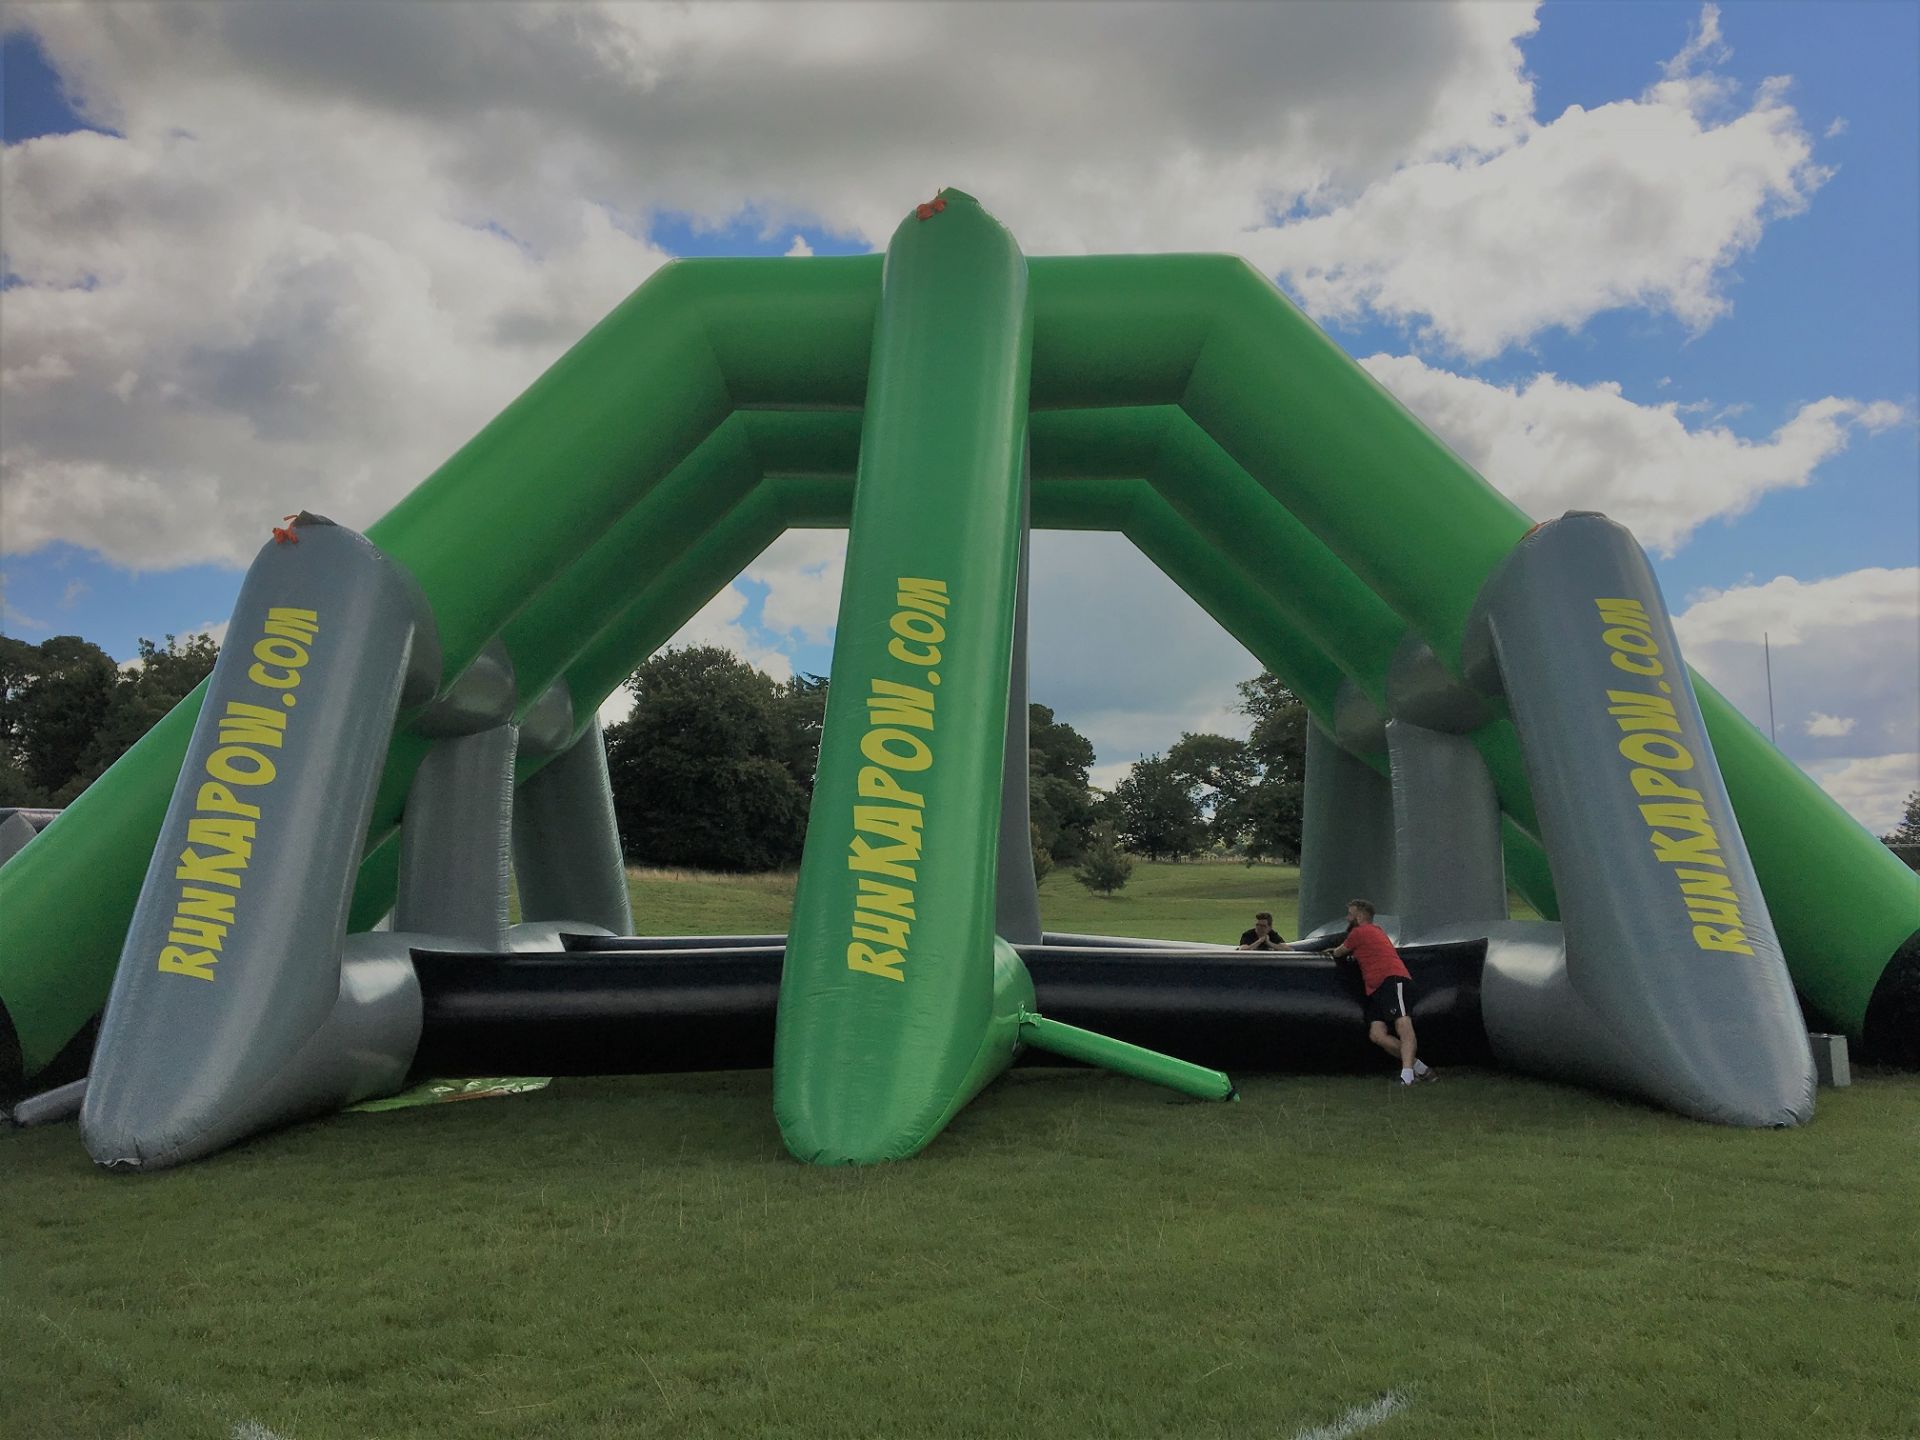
1364,977,1413,1026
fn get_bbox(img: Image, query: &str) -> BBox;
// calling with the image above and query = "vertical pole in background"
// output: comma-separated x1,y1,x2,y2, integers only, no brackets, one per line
776,190,1035,1164
1764,632,1776,745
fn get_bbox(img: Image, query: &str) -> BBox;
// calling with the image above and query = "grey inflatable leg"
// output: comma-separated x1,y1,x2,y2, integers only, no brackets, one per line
0,812,39,869
995,475,1043,944
394,642,520,950
511,709,633,936
393,725,517,950
1463,511,1814,1126
1332,676,1389,760
81,516,441,1169
1387,719,1507,940
1298,719,1398,935
9,1076,87,1127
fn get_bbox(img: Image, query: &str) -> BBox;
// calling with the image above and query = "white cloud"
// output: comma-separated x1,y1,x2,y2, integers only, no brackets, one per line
1027,532,1258,771
1801,753,1919,836
1824,117,1848,139
1252,4,1828,357
1663,2,1728,80
592,563,799,725
661,584,793,684
596,687,634,730
745,529,845,644
1362,354,1905,554
0,1,1541,571
0,1,1850,578
1673,568,1920,826
1,62,673,569
784,234,813,258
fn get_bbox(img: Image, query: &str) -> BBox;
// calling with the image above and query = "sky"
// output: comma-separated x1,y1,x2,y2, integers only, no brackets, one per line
1,1,1915,831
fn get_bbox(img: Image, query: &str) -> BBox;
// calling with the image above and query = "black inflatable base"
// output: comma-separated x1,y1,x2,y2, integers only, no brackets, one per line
411,939,1493,1079
1862,929,1920,1067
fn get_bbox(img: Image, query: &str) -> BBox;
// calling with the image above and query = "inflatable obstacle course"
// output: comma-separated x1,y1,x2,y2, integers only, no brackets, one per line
2,190,1915,1168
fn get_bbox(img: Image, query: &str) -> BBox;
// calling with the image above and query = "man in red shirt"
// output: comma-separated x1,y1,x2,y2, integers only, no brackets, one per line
1307,898,1434,1086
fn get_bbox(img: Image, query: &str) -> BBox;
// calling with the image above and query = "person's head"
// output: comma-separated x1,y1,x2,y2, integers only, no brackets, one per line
1346,898,1376,924
1253,911,1273,934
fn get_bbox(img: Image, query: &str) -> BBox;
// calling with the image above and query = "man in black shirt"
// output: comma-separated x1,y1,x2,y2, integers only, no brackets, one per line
1238,911,1288,950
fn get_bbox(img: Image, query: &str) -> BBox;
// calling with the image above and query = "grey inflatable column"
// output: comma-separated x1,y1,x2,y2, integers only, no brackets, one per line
1384,722,1506,938
394,640,518,950
1298,684,1398,937
1463,511,1814,1126
1383,632,1505,938
82,515,442,1169
510,683,633,937
1298,721,1396,935
994,472,1043,944
0,812,38,868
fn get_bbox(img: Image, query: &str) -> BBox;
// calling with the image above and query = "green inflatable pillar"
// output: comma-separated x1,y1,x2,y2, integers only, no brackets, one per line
775,190,1034,1163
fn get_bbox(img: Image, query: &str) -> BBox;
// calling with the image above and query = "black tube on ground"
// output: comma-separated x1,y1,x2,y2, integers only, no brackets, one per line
410,940,1489,1077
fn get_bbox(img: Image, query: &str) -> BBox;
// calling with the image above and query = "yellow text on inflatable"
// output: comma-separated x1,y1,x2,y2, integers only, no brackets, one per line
158,607,319,980
847,578,948,980
1595,598,1754,955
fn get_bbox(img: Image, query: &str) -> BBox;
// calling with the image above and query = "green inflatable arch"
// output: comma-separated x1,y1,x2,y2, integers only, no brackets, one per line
3,191,1914,1164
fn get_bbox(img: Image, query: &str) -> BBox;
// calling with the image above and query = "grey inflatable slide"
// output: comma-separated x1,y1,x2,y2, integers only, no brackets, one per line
1306,514,1812,1125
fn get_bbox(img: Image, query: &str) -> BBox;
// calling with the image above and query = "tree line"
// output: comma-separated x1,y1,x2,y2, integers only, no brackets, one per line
12,626,1914,878
0,630,1312,873
1,633,220,807
600,646,1311,877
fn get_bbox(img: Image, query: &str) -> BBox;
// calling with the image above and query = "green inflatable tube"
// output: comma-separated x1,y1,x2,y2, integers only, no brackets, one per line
1019,1013,1237,1102
774,191,1035,1163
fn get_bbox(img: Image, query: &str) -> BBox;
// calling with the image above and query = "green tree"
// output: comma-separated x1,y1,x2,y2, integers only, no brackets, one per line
1074,822,1133,896
1029,703,1094,788
604,646,816,871
1031,771,1096,862
1884,790,1920,872
1027,703,1098,861
0,634,119,802
1236,672,1310,862
0,634,43,805
1030,821,1054,885
61,634,220,801
1166,731,1258,846
774,672,830,794
1110,752,1207,860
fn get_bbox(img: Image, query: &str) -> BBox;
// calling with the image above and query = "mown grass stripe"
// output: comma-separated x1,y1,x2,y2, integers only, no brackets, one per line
1290,1390,1408,1440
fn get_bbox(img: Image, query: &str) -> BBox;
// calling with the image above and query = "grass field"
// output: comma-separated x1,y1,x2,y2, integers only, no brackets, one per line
615,857,1533,941
608,857,1303,943
5,863,1914,1439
